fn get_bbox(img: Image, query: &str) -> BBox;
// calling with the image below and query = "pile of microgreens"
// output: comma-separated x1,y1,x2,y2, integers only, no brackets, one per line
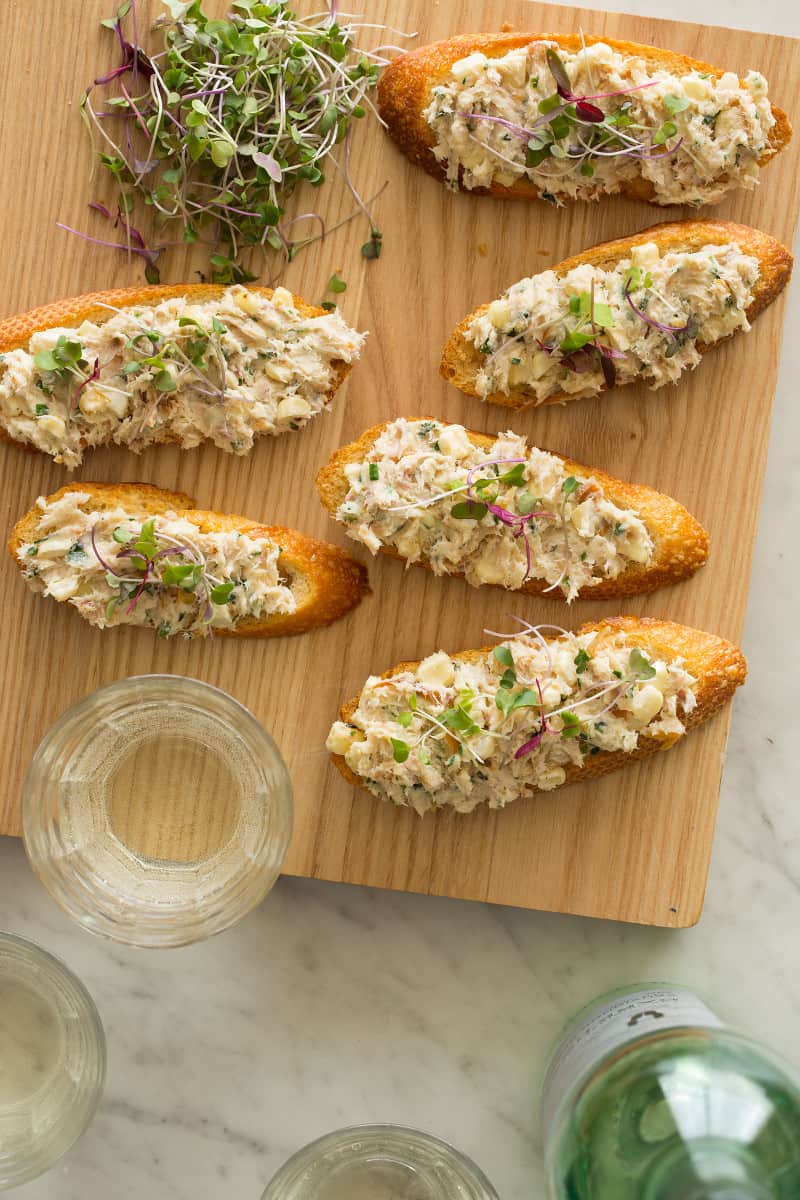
460,47,685,189
70,0,410,282
384,453,583,594
32,303,233,431
90,516,236,634
387,620,660,765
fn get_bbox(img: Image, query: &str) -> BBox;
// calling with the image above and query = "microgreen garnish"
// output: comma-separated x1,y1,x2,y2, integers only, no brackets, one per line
574,648,591,674
441,693,481,737
34,337,86,376
653,121,678,145
461,48,682,186
493,645,514,668
90,514,241,628
629,647,656,679
556,283,623,385
663,94,690,115
513,678,548,758
562,476,579,497
72,0,407,281
559,711,582,738
391,737,410,763
368,462,379,481
327,273,347,294
361,229,383,259
451,499,488,520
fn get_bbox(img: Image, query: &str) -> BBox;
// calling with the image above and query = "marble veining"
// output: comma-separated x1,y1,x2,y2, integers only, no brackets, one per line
1,0,799,1196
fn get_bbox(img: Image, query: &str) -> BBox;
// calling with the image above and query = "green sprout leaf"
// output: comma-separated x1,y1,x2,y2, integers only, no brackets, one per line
210,581,236,604
499,463,526,487
493,645,514,668
562,476,579,498
391,737,410,763
560,711,582,738
574,648,591,675
653,121,678,145
559,329,594,353
629,647,657,679
327,272,347,294
664,94,690,114
361,230,383,259
451,500,488,520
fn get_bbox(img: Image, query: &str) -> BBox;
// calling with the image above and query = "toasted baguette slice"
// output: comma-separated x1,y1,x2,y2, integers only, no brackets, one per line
328,617,746,812
441,220,792,410
316,419,708,600
8,483,369,639
377,32,791,205
0,284,364,468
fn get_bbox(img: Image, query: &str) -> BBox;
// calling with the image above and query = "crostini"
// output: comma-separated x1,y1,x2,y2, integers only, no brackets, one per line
0,284,365,468
441,220,792,409
327,617,746,813
9,483,369,639
377,33,791,206
317,418,708,601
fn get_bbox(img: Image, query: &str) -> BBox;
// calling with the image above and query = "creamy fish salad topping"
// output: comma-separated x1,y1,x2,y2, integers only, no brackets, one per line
335,418,653,601
423,40,776,205
327,626,697,813
17,491,296,638
0,286,365,469
468,241,758,402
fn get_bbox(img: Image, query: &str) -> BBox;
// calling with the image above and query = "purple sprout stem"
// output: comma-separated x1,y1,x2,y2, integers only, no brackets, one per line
623,278,691,338
514,679,548,758
70,358,101,416
89,528,125,578
56,223,159,266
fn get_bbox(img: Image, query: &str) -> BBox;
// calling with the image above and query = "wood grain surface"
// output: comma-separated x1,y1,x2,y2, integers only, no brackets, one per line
1,0,797,926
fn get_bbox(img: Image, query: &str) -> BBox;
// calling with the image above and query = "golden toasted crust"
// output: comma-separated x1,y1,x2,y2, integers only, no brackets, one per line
8,482,370,639
0,284,355,456
316,419,708,599
330,616,747,796
377,32,792,202
440,219,793,409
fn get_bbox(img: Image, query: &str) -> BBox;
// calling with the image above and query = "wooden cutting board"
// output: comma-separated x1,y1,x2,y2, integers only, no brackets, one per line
1,0,797,927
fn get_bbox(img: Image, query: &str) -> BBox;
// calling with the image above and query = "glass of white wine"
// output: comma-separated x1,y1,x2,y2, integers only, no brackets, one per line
0,933,105,1189
260,1126,499,1200
22,676,293,948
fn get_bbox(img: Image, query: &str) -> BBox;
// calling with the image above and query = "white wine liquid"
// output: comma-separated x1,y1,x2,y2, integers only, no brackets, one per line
292,1160,467,1200
25,677,292,946
107,733,241,865
0,978,62,1105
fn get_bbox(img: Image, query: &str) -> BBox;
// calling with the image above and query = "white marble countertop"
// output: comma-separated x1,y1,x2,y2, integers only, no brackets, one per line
2,1,799,1197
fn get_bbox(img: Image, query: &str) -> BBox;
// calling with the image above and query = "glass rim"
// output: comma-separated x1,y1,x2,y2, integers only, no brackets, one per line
21,674,293,949
0,931,106,1189
260,1123,500,1200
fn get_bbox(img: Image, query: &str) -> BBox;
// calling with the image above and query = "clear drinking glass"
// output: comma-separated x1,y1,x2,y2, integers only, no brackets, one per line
22,676,293,948
0,933,105,1190
260,1125,500,1200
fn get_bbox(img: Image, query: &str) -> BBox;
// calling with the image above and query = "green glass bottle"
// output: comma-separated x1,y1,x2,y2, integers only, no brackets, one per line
542,985,800,1200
